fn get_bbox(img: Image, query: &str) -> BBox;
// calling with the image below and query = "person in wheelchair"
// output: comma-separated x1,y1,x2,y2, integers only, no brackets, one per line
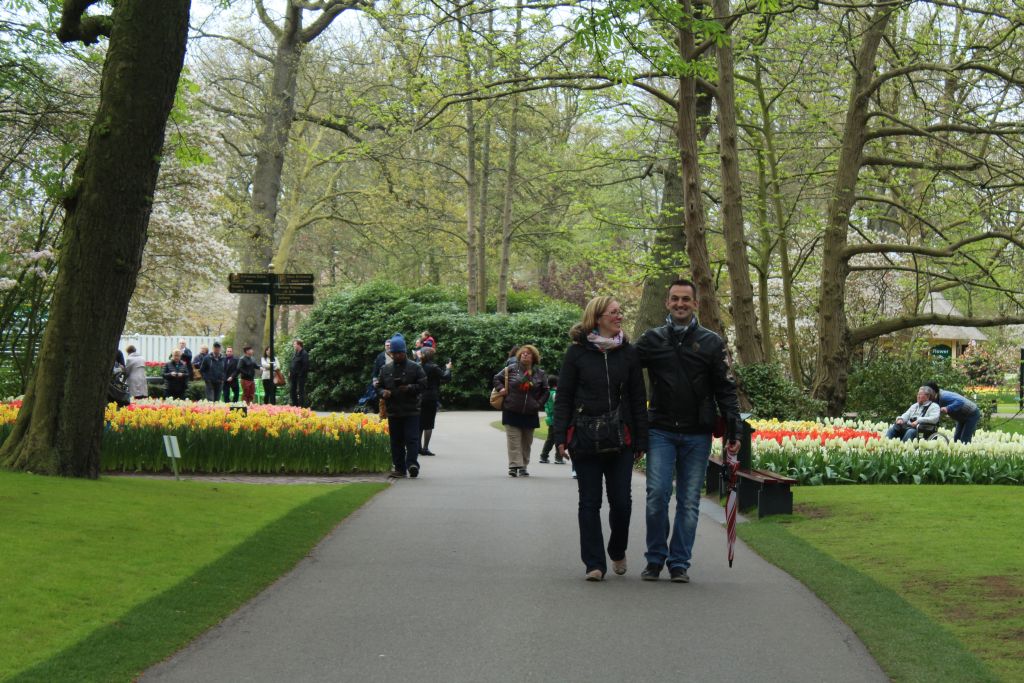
885,385,941,441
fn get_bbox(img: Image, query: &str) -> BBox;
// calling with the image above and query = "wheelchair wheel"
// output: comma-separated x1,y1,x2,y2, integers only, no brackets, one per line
926,431,949,444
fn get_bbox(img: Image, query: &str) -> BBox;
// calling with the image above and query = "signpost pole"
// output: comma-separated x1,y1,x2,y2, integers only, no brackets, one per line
269,275,276,404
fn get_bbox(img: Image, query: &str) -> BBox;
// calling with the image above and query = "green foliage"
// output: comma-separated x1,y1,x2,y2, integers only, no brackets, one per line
846,356,969,421
734,363,823,419
954,343,1013,387
297,281,581,409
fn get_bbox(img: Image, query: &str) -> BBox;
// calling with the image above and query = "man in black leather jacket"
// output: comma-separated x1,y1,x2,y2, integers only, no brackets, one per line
635,279,741,583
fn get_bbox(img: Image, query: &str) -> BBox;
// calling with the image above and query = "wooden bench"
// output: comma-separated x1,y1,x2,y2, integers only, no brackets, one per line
707,455,795,518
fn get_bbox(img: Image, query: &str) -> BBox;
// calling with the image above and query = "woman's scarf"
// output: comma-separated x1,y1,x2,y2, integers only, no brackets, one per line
587,329,623,352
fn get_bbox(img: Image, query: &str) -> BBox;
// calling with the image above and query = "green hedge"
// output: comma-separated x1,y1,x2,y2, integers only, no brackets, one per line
734,363,824,420
846,356,970,422
296,281,581,410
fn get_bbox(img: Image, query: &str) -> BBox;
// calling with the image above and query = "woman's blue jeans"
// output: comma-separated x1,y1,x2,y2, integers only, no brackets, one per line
644,429,712,571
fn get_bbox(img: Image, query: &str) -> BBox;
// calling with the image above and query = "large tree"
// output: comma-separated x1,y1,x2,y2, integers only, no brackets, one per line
0,0,191,477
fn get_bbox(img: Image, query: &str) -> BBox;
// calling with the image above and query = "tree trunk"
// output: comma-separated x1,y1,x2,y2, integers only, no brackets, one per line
0,0,191,476
811,7,895,414
676,3,726,339
465,97,479,314
753,152,774,363
233,6,304,351
633,160,686,337
497,7,522,316
713,0,763,365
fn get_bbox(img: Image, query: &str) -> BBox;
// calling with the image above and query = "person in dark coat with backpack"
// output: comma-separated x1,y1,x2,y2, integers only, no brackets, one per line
552,295,648,581
378,334,428,478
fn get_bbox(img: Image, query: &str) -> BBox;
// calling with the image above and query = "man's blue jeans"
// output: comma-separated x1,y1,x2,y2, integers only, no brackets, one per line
645,429,712,571
953,409,981,443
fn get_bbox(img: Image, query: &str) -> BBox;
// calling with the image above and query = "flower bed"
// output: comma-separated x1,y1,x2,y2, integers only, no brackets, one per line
0,399,392,474
742,418,1024,486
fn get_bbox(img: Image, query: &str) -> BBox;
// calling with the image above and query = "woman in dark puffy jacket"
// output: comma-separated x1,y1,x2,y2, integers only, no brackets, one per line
551,296,648,582
493,345,548,478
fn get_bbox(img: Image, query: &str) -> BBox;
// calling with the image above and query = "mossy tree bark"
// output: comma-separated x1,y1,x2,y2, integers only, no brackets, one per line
0,0,191,477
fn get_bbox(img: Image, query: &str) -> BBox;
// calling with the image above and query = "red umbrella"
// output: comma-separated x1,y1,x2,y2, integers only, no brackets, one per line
724,449,740,567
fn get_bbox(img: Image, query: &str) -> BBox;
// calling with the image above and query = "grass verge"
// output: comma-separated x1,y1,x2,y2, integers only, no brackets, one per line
739,485,1022,682
1,472,386,681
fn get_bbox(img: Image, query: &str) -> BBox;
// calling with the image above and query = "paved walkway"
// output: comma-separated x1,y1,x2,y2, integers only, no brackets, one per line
142,411,886,683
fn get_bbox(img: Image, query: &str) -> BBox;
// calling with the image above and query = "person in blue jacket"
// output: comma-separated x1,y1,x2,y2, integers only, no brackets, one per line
926,382,981,444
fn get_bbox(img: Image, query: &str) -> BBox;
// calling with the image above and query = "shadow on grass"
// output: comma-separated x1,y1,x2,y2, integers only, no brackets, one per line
10,483,387,683
739,519,999,683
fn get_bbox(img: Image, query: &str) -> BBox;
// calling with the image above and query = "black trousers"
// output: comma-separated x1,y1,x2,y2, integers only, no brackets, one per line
262,379,276,404
222,379,239,402
388,414,421,474
573,449,634,574
290,374,306,407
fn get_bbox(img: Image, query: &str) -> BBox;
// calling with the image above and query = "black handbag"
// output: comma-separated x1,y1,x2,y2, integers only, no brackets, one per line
569,409,626,455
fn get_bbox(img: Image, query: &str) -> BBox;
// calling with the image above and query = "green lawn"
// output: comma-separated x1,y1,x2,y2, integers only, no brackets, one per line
0,471,385,681
739,486,1023,682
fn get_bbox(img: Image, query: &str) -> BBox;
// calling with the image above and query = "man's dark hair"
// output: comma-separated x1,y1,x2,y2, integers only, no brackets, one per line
294,339,304,348
667,278,698,297
548,376,558,389
213,341,221,348
243,345,252,352
925,381,940,394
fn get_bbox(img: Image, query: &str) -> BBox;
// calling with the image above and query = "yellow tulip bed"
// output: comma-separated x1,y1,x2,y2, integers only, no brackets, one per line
0,399,392,474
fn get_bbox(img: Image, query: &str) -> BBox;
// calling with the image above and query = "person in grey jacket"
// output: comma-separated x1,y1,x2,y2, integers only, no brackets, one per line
124,345,148,399
886,386,941,441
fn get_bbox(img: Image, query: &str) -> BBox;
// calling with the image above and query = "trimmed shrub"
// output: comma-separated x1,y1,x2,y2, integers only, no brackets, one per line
734,363,824,420
296,281,581,410
846,356,969,422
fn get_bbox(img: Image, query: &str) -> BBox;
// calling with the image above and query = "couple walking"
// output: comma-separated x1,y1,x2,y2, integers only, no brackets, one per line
551,279,742,582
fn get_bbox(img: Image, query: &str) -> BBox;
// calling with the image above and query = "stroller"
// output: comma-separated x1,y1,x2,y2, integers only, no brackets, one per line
108,363,131,408
354,383,379,413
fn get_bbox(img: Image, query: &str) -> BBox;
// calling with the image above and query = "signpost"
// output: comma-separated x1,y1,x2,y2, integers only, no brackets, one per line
163,434,181,481
228,273,316,386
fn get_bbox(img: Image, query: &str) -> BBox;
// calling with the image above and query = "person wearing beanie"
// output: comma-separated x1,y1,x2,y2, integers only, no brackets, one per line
378,334,427,478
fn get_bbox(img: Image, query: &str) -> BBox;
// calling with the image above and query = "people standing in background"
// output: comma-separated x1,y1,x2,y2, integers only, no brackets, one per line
222,346,240,402
261,346,277,405
124,345,148,400
418,347,451,456
178,338,192,374
371,339,392,391
237,346,258,404
289,339,309,407
200,341,226,402
192,344,209,381
162,348,189,400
